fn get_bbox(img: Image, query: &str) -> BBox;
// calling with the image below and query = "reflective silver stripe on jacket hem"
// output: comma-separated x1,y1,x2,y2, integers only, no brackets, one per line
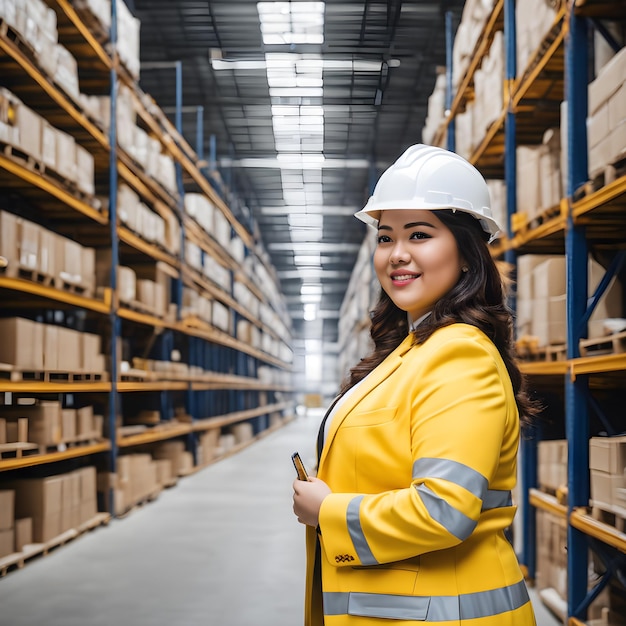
323,579,530,621
415,483,476,540
347,495,378,565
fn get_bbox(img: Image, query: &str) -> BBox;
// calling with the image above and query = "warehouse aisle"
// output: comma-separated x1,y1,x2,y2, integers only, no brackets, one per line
0,414,321,626
0,410,560,626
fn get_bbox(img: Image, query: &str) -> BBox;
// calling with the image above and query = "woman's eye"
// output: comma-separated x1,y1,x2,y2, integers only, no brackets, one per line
377,235,392,244
410,231,430,240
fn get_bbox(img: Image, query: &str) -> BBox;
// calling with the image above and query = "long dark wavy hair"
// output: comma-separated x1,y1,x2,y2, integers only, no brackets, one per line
339,209,540,430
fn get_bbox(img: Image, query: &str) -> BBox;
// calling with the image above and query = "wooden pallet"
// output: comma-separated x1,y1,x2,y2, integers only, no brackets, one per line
579,330,626,357
576,157,626,200
0,512,110,577
0,19,38,65
1,141,44,174
115,489,161,519
516,336,567,362
591,503,626,533
511,202,562,236
0,368,107,383
0,441,39,460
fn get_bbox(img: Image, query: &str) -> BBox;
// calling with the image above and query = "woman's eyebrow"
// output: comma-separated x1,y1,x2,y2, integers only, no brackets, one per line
404,221,436,229
378,220,437,231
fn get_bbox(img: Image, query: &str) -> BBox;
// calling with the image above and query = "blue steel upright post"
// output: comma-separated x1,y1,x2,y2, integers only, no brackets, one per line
564,7,589,623
445,11,455,153
108,0,120,516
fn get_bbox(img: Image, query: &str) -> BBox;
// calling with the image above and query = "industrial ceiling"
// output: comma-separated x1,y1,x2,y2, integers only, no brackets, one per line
129,0,464,347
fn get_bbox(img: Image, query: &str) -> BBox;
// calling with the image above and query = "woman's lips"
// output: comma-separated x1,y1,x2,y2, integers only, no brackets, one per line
390,272,420,284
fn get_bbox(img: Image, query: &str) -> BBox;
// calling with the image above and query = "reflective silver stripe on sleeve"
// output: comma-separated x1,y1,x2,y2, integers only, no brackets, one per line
482,489,512,511
347,495,378,565
412,457,488,500
323,579,530,621
414,483,476,540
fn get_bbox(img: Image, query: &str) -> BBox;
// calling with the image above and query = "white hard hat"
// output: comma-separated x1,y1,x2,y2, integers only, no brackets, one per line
355,144,502,242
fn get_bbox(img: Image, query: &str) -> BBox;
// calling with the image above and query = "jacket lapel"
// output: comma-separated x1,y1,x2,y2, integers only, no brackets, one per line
318,333,415,470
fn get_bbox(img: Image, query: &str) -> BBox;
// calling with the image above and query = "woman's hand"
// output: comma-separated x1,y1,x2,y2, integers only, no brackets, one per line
292,477,332,527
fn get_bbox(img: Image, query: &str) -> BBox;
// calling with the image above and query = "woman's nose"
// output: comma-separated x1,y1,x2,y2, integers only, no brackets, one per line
390,242,409,264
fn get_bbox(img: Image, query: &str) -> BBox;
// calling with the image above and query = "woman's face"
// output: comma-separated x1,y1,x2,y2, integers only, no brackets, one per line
373,209,464,321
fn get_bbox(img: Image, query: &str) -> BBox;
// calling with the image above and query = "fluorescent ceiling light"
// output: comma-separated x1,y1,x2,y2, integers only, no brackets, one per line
301,284,323,294
269,87,323,97
295,255,322,266
303,304,317,321
223,157,371,169
257,2,325,46
300,294,322,304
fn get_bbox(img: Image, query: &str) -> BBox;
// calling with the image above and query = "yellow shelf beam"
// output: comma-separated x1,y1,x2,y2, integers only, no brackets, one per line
117,226,180,267
117,424,192,447
0,276,111,313
570,508,626,554
192,402,291,432
0,380,111,393
529,488,568,518
0,440,111,472
573,174,626,220
117,381,188,392
0,154,108,224
569,353,626,378
519,360,569,376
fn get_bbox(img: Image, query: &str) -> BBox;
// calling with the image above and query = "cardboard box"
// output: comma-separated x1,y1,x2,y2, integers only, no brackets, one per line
14,517,32,551
76,406,94,437
43,324,59,371
16,102,42,160
38,227,56,277
0,210,18,270
0,490,14,531
588,45,626,116
118,266,136,304
61,409,77,441
590,436,626,475
590,470,626,508
7,476,64,542
17,217,39,271
56,327,81,371
80,332,101,372
0,317,44,370
75,143,95,196
0,528,14,558
533,257,566,299
532,295,567,347
0,401,62,447
56,236,83,286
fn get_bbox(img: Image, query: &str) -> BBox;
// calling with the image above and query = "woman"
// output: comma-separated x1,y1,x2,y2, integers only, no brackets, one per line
292,144,539,625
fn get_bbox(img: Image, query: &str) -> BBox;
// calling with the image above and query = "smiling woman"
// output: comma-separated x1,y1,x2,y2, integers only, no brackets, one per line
292,144,542,625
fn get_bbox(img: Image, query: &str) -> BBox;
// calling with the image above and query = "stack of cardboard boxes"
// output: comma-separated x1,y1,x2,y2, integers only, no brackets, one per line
0,211,97,295
0,318,106,376
516,254,623,349
0,401,103,449
1,467,97,547
589,436,626,515
587,45,626,177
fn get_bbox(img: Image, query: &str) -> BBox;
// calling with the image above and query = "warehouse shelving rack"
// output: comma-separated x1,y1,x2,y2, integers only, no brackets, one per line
0,1,294,509
436,0,626,623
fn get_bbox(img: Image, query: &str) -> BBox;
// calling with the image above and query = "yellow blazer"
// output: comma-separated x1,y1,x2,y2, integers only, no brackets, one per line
304,324,535,625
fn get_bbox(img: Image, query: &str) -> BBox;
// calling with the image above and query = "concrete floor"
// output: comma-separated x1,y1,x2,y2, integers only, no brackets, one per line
0,411,561,626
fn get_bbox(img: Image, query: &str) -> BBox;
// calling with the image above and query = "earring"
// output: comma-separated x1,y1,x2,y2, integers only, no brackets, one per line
461,266,469,273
